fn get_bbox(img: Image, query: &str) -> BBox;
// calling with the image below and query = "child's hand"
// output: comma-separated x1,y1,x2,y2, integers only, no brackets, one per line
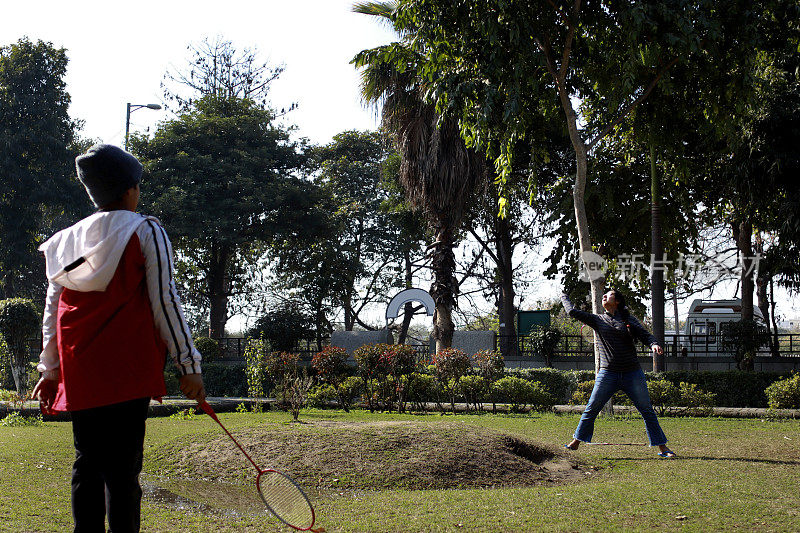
180,374,206,402
31,376,59,415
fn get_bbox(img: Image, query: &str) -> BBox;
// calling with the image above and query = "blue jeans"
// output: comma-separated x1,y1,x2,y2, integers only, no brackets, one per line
573,368,667,446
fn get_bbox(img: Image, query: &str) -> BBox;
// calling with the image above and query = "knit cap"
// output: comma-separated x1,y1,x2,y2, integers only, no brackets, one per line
76,144,142,207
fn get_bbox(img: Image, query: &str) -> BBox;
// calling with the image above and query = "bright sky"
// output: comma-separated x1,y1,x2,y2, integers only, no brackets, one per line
4,1,799,328
2,0,393,146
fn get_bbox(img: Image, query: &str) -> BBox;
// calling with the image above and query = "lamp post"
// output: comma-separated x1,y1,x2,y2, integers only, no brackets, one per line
125,103,161,150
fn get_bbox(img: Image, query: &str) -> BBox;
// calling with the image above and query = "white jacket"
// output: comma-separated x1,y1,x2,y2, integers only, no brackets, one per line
37,211,202,379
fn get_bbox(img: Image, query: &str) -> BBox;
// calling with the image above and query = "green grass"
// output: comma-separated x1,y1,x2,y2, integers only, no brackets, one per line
1,409,799,532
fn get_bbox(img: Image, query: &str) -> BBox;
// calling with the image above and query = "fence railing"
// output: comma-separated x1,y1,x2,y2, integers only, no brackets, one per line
20,332,800,364
506,333,800,358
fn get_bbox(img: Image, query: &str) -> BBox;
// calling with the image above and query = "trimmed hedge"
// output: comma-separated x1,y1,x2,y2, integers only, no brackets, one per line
164,363,251,398
646,370,786,408
165,358,791,410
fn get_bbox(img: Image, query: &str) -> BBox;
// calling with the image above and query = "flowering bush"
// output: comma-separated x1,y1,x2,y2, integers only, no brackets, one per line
473,350,504,381
312,346,353,411
431,348,471,382
353,344,384,412
431,348,471,412
473,349,504,409
312,346,349,382
352,343,418,412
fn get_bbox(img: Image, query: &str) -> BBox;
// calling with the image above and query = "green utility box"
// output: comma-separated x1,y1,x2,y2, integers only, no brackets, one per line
517,310,551,335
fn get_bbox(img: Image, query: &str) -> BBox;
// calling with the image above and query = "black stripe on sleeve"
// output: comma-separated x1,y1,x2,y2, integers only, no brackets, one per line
147,220,184,374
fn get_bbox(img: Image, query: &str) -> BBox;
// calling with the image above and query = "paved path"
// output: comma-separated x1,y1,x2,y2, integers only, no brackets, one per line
3,397,799,420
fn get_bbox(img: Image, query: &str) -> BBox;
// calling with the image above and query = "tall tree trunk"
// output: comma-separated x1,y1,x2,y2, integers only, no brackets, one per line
344,294,354,331
754,231,772,338
650,143,665,371
672,286,680,356
208,242,233,338
430,228,456,352
398,249,414,345
559,90,608,412
736,220,755,321
496,214,517,358
770,278,780,357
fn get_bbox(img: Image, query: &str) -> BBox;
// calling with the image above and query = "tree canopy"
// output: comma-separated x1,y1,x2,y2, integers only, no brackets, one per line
134,95,319,336
0,38,88,300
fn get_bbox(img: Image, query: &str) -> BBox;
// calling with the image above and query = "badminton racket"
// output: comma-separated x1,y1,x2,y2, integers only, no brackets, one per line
197,401,324,532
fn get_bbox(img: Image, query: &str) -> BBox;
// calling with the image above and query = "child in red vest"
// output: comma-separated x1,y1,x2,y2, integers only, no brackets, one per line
32,144,205,533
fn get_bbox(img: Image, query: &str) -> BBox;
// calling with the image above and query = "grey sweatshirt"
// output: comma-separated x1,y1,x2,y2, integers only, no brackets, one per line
561,294,658,372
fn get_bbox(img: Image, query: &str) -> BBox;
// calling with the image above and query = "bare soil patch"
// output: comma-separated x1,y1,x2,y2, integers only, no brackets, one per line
150,420,587,491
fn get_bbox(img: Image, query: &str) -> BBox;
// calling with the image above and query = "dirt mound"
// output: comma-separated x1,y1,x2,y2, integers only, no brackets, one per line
150,420,586,490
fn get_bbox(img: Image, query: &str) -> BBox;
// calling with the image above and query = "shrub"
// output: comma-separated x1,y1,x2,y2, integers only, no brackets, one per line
337,375,364,411
353,344,384,412
264,350,306,419
312,346,353,411
473,350,504,382
515,368,576,404
457,375,488,411
650,370,783,408
380,344,417,412
431,348,471,412
569,380,627,406
308,383,338,408
312,346,349,382
202,363,248,397
406,372,444,411
647,379,680,416
0,298,39,396
765,373,800,409
0,335,10,390
243,337,270,408
491,376,556,412
675,382,716,416
193,337,221,363
163,369,180,396
0,411,42,427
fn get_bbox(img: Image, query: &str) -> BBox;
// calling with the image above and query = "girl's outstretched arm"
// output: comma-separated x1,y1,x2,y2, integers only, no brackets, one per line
561,294,600,329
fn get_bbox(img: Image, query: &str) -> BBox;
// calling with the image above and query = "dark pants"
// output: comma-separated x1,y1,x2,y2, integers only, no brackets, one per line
70,397,150,533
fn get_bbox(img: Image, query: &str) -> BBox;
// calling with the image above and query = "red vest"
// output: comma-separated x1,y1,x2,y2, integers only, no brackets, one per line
53,233,167,412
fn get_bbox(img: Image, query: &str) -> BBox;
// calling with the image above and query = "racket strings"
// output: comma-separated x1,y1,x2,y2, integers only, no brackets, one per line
258,471,314,529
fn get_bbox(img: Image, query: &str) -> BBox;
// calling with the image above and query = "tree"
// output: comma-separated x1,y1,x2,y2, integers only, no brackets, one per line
162,36,288,112
386,0,757,374
353,2,486,351
0,298,40,396
273,130,427,345
0,38,88,300
133,95,317,337
248,306,316,352
314,130,403,331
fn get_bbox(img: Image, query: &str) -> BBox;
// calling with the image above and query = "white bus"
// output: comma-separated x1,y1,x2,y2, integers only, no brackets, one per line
682,299,766,356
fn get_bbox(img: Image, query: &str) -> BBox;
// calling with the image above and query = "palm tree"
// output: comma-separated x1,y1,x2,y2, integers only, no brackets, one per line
353,2,485,351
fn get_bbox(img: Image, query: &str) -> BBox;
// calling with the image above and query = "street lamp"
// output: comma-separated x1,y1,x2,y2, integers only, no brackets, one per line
125,103,161,150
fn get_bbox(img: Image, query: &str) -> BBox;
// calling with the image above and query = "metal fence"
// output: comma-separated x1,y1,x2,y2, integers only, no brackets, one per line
506,333,800,358
20,332,800,364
